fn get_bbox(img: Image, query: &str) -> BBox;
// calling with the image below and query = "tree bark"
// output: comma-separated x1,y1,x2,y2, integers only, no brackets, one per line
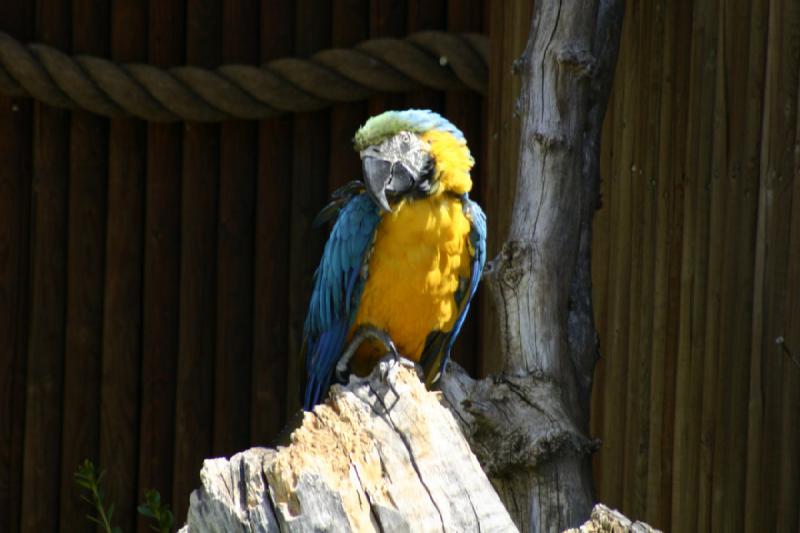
440,1,625,532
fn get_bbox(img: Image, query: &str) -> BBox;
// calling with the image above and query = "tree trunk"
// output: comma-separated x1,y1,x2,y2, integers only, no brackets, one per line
440,1,625,532
179,360,518,533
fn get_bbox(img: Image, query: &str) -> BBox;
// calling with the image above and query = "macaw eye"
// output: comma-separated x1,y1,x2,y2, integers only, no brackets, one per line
387,163,415,193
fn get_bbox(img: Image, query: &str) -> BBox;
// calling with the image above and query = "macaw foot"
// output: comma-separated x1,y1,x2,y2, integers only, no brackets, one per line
335,325,400,384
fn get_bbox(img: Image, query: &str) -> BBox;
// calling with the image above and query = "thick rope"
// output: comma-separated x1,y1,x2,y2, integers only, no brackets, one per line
0,31,488,122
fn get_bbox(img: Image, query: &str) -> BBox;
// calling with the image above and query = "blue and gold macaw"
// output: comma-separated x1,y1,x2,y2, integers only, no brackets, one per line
303,109,486,410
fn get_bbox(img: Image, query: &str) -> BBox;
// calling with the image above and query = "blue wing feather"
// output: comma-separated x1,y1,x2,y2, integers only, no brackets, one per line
303,193,380,409
445,197,487,360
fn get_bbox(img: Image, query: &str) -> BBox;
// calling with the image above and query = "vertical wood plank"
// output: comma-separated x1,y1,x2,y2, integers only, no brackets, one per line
629,0,663,519
643,0,672,520
776,71,800,533
744,115,768,533
718,3,769,531
775,63,800,532
644,1,690,528
659,1,694,527
0,3,33,531
695,4,729,528
285,0,332,415
621,1,650,517
59,1,109,530
250,0,294,446
20,0,71,530
137,2,184,530
671,0,719,529
580,0,800,529
746,1,800,531
213,0,259,458
597,0,633,507
100,1,149,530
706,3,766,532
642,0,670,513
173,0,221,520
329,1,369,191
730,4,768,533
369,0,407,114
406,0,445,110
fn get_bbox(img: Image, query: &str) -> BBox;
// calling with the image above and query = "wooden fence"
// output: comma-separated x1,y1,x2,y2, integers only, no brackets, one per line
1,1,798,533
488,1,800,532
0,1,487,532
590,1,800,532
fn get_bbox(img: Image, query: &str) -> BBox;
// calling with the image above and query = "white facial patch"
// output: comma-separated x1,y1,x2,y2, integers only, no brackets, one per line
359,131,431,178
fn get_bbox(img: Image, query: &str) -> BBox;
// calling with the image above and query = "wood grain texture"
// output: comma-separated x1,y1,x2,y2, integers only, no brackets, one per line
600,0,634,509
213,0,259,458
777,68,800,532
20,1,70,530
643,1,678,526
0,3,32,531
99,2,148,531
329,0,369,194
137,3,184,531
250,0,294,447
671,2,719,530
745,2,800,532
713,2,764,530
405,0,445,112
369,0,407,115
588,1,800,532
173,0,221,521
626,1,662,518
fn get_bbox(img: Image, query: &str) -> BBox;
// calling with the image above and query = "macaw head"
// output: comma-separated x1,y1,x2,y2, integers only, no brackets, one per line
353,109,474,212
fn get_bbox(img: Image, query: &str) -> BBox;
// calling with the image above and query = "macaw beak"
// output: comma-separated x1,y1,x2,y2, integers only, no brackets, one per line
362,156,393,213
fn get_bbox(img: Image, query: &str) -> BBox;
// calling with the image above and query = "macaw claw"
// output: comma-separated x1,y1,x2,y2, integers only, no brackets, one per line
335,325,401,384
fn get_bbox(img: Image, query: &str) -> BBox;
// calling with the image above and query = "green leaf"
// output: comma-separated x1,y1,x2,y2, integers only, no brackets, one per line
146,489,161,504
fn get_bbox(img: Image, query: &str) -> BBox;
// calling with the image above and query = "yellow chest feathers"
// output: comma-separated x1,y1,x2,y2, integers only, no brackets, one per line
351,195,472,368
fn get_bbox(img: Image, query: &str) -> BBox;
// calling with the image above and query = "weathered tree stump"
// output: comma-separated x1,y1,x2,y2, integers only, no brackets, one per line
564,504,662,533
179,359,518,532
